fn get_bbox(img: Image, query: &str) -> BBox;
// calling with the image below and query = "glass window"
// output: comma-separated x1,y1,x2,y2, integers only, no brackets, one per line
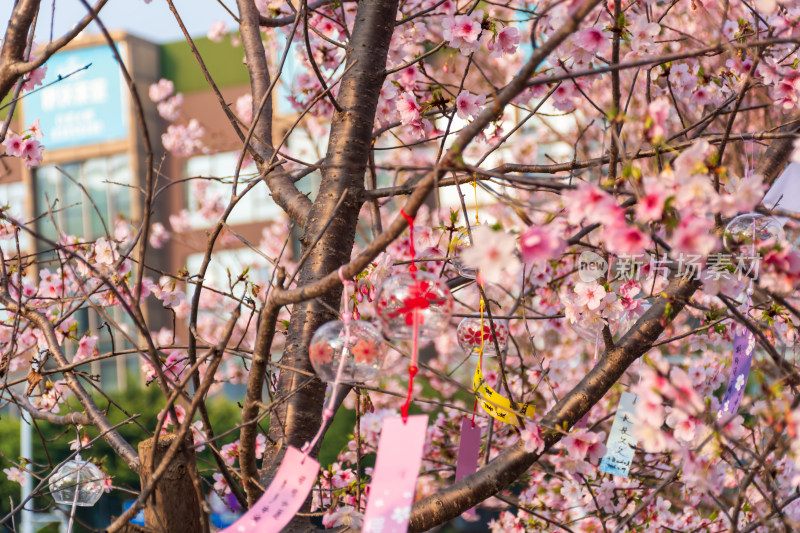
35,155,132,244
186,248,273,304
0,181,31,252
184,152,283,229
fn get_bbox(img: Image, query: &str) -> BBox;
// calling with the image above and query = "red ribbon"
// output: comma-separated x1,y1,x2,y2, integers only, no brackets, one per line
398,211,419,424
400,209,417,273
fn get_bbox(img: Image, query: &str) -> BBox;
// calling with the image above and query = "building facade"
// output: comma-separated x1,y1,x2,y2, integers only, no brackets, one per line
3,31,288,389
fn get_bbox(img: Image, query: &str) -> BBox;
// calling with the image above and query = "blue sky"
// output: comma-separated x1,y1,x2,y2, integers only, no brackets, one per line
0,0,234,44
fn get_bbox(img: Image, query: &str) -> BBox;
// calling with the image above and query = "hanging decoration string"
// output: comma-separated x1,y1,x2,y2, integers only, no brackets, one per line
400,209,417,274
302,267,353,456
472,293,536,426
471,173,479,225
399,208,420,423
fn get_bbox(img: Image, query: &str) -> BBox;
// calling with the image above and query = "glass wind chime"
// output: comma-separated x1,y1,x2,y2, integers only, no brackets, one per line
49,434,105,533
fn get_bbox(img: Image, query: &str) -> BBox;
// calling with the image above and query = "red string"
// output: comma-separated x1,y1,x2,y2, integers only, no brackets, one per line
400,365,418,422
401,307,421,424
400,209,417,273
470,398,478,427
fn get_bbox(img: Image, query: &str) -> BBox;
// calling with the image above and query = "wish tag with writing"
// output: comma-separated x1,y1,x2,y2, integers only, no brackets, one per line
222,446,319,533
599,391,637,478
718,330,756,419
362,415,428,533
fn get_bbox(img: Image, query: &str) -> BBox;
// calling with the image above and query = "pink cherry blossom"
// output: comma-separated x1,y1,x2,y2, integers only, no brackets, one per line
563,182,623,225
207,20,227,42
396,92,422,125
441,10,484,55
94,237,117,266
149,78,174,102
4,467,25,485
212,472,229,495
459,225,520,285
157,94,183,121
573,281,606,310
236,93,253,124
191,421,208,452
646,97,670,141
670,216,717,256
573,24,610,55
322,506,363,529
29,119,42,139
629,16,660,53
3,133,23,157
20,138,43,168
561,428,607,464
169,209,193,233
149,222,170,249
488,26,520,58
519,225,566,263
455,90,486,120
520,423,545,454
606,224,651,256
75,334,98,363
161,119,207,157
636,179,667,222
255,433,267,459
22,65,46,92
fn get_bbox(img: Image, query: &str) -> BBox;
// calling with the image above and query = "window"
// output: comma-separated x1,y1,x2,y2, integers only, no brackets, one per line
35,154,132,243
0,181,31,252
186,247,274,303
184,152,282,229
34,155,134,390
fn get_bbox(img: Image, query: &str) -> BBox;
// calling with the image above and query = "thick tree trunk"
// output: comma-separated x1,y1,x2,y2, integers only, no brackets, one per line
260,0,400,462
137,433,206,533
255,0,400,527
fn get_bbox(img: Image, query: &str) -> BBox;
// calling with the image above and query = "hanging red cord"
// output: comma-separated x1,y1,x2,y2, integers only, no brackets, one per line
400,209,417,274
399,208,419,423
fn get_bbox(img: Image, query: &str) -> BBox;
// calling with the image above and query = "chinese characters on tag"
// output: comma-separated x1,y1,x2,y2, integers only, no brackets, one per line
599,391,638,478
222,446,319,533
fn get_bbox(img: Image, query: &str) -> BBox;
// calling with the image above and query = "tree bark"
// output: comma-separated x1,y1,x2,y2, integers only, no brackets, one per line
252,0,401,522
137,433,206,533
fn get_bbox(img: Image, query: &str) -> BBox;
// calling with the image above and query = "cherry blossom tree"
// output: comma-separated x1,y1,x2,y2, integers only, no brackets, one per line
4,0,800,531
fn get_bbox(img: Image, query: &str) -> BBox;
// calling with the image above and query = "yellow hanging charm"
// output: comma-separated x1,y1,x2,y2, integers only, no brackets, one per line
472,298,535,426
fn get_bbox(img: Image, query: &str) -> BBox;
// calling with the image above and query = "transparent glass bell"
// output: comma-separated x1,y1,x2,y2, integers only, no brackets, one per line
309,320,386,383
456,316,509,357
449,227,477,279
723,213,785,262
375,271,453,341
49,455,105,507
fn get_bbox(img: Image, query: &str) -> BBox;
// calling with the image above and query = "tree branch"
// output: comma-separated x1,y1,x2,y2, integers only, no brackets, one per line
0,290,140,471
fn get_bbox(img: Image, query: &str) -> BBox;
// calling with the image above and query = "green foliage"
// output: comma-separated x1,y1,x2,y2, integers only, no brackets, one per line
0,379,245,531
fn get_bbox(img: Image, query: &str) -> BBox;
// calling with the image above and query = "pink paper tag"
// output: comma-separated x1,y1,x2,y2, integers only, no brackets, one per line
455,418,481,481
222,446,319,533
455,417,482,520
362,415,429,533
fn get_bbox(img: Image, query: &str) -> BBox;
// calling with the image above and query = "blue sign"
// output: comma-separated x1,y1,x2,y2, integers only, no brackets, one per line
122,500,146,526
23,44,128,150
